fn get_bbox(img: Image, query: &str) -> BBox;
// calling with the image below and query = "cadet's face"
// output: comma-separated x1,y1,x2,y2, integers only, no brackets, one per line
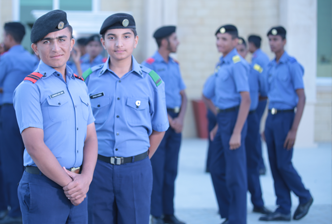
32,27,74,70
86,40,103,58
248,42,256,54
102,28,138,61
268,35,286,53
167,32,179,53
236,44,248,58
216,33,238,55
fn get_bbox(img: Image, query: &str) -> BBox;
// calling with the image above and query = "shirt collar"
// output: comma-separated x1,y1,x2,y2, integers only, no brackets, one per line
153,51,176,64
221,48,238,63
35,60,75,79
99,55,143,77
273,51,288,64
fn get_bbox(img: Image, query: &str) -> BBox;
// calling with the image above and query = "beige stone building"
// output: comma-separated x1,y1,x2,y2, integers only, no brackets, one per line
0,0,331,145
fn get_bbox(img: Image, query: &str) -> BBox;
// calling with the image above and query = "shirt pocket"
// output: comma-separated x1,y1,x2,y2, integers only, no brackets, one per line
79,95,90,121
125,97,150,127
45,96,70,122
90,95,111,124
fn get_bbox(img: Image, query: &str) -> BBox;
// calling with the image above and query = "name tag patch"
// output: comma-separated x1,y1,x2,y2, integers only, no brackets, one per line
157,68,166,72
50,91,65,98
90,92,104,99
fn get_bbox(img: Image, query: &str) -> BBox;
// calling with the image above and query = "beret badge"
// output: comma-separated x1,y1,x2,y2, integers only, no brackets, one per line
238,39,243,44
220,27,226,34
122,19,129,27
271,29,277,35
58,21,64,30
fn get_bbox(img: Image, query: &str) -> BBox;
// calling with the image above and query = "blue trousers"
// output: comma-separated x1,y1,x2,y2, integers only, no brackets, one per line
205,109,217,171
0,104,23,217
88,157,153,224
256,100,267,170
150,111,182,217
209,109,247,224
0,106,7,211
245,112,264,208
265,112,311,214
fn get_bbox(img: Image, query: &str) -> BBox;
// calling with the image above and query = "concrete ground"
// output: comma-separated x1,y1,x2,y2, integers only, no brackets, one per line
169,139,331,224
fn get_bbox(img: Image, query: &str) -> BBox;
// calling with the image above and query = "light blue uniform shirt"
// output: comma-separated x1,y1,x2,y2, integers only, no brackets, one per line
262,51,304,110
142,51,186,108
251,49,270,100
68,54,105,75
204,48,250,109
13,61,94,168
203,74,217,105
0,45,38,105
85,56,169,157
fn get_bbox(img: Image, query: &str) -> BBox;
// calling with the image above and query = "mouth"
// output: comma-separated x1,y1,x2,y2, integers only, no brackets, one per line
51,54,64,59
115,50,125,53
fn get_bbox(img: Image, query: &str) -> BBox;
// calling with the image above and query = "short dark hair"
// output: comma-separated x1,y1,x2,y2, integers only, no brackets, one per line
101,28,137,39
67,25,73,39
4,22,26,43
248,35,261,48
155,35,172,48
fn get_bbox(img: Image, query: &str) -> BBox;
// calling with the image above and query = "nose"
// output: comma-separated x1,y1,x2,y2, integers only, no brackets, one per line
115,39,123,47
51,40,61,52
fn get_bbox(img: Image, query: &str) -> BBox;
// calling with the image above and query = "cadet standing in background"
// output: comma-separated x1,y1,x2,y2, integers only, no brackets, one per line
247,34,270,175
203,25,250,224
236,37,271,215
13,10,98,224
84,13,169,224
0,22,38,224
259,26,313,221
143,25,187,224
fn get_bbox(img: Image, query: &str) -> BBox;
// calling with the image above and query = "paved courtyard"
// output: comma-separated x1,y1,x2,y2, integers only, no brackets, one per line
168,139,331,224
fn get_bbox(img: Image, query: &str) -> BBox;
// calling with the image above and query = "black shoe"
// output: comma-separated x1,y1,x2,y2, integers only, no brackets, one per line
0,215,22,224
259,168,266,175
293,197,314,220
221,219,229,224
253,206,272,215
151,216,164,224
0,210,8,220
259,211,291,221
163,215,186,224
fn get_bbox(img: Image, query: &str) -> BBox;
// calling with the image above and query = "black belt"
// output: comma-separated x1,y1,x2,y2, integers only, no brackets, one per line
98,151,148,165
269,108,295,115
167,107,180,113
25,166,81,175
249,110,256,114
217,106,239,113
2,103,13,106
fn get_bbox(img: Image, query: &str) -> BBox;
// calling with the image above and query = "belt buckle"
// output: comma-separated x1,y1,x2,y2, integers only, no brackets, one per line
271,108,277,115
174,107,180,113
110,157,123,165
70,167,80,172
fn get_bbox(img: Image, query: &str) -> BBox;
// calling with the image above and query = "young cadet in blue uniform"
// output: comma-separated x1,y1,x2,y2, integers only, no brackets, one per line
236,37,271,215
203,25,251,224
0,22,38,224
142,25,187,224
12,10,98,224
248,35,270,175
83,13,169,224
259,26,313,221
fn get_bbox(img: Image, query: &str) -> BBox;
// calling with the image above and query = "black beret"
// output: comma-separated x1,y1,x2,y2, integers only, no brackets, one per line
267,26,286,37
248,35,261,43
215,24,238,37
31,10,69,44
4,22,26,37
238,37,247,47
153,26,176,39
100,13,135,35
76,37,88,46
86,34,101,45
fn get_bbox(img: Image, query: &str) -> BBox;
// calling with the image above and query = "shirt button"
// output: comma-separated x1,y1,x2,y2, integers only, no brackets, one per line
57,74,60,76
116,132,119,136
119,80,121,83
97,104,100,107
117,97,120,100
58,102,61,105
116,115,119,118
77,150,79,153
77,128,79,130
115,148,118,151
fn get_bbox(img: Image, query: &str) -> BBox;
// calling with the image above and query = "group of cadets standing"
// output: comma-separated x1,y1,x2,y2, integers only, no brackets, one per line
0,9,314,224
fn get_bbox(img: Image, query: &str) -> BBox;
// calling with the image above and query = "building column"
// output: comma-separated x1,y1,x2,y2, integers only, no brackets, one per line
279,0,317,147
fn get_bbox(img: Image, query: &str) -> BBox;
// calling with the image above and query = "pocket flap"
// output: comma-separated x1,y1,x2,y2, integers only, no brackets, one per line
126,97,148,110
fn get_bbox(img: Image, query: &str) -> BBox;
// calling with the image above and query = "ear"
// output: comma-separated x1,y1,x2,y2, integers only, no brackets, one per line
134,35,139,49
101,37,107,50
70,38,75,52
161,38,168,48
31,43,39,56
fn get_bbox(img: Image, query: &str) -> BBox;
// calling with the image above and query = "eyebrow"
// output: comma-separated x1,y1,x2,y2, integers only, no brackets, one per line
42,35,68,41
106,32,132,37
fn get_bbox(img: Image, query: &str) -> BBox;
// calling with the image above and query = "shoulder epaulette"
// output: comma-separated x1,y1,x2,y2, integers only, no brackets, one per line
82,64,103,80
148,70,162,87
146,58,155,64
288,57,297,63
74,74,84,81
24,72,43,84
253,64,263,73
102,57,107,63
232,55,241,63
173,58,179,64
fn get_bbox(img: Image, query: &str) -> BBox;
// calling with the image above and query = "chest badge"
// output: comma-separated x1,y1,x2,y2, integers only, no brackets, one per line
90,92,104,99
50,91,65,98
136,100,141,108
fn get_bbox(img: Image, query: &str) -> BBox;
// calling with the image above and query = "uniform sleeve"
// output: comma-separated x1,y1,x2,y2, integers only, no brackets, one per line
203,75,216,99
232,63,249,92
290,62,304,90
13,82,43,133
150,81,169,132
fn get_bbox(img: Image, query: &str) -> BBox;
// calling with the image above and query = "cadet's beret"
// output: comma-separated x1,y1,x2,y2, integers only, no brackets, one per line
100,13,135,35
86,34,101,45
31,10,69,44
238,37,247,47
267,26,286,37
215,24,238,37
76,37,88,46
248,35,261,43
4,22,26,38
153,26,176,39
